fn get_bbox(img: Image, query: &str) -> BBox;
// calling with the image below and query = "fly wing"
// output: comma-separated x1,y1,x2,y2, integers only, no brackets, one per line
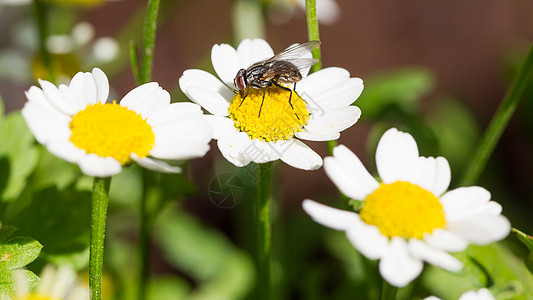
273,40,321,61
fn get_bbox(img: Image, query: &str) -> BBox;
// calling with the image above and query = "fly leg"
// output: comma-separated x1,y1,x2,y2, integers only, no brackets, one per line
258,86,268,117
274,82,299,120
239,87,250,107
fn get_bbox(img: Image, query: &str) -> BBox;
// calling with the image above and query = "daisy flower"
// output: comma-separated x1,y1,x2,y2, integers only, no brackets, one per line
22,68,212,177
302,128,511,287
425,288,495,300
13,264,89,300
179,38,362,170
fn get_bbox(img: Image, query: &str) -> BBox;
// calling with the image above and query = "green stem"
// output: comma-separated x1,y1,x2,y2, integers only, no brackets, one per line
233,0,265,42
380,279,398,300
32,0,55,82
140,0,160,84
138,188,150,300
257,162,272,300
89,177,112,300
305,0,322,73
460,45,533,186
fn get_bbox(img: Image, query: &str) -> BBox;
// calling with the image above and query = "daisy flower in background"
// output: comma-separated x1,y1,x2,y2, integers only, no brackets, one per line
13,264,89,300
425,288,496,300
303,128,511,287
22,68,212,177
179,38,362,170
267,0,340,25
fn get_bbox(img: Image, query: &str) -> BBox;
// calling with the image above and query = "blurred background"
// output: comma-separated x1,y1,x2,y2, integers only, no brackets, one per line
1,0,533,299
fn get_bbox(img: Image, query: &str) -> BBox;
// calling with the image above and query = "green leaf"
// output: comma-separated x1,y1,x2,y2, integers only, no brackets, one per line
356,67,435,119
0,237,42,270
31,146,81,191
154,205,254,300
513,228,533,274
0,226,17,244
0,112,39,202
147,276,190,300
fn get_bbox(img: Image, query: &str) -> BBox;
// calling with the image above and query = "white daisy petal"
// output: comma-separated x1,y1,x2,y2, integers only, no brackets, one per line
459,289,495,300
376,128,419,183
179,69,235,102
447,214,511,245
440,187,491,217
302,199,359,231
346,222,389,260
432,157,451,196
68,71,98,107
182,86,230,116
409,156,437,193
203,115,238,140
408,239,462,272
244,140,280,164
304,106,361,135
217,132,253,167
236,38,274,68
379,237,424,287
39,79,77,115
295,130,339,141
132,87,171,118
300,77,363,111
91,68,109,104
119,82,164,118
297,67,350,97
424,229,468,252
21,102,71,144
146,102,203,127
78,154,122,177
46,141,86,164
131,154,182,174
150,142,210,160
152,118,212,145
324,145,379,200
211,44,242,88
278,139,322,170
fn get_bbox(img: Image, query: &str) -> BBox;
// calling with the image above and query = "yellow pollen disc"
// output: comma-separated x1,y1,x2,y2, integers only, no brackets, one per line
18,295,60,300
69,102,155,165
228,86,310,142
360,181,446,239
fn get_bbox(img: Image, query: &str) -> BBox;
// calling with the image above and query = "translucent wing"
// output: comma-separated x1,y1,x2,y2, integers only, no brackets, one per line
272,40,321,61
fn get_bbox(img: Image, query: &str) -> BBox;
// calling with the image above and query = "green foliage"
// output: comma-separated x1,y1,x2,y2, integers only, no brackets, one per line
0,226,42,299
513,228,533,275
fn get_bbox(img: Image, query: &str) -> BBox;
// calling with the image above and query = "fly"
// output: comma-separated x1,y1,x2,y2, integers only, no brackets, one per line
233,40,321,118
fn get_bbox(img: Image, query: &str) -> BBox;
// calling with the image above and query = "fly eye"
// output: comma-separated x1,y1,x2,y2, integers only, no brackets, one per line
236,76,246,91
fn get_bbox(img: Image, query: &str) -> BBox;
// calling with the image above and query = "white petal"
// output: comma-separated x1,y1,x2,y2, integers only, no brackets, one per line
179,69,235,102
295,130,339,141
447,214,511,245
68,71,98,107
202,115,238,140
424,297,442,300
119,83,168,118
150,142,210,160
217,132,253,167
459,288,496,300
244,140,280,164
78,154,122,177
408,239,462,272
346,221,389,260
302,199,359,231
408,156,451,197
440,187,491,218
146,102,203,128
379,237,424,287
39,79,77,115
432,157,451,196
46,141,86,163
376,128,419,184
91,68,109,104
324,145,379,200
424,229,468,252
315,0,340,24
152,118,212,145
211,43,242,88
182,85,230,116
305,106,361,135
299,77,363,112
236,38,274,69
131,154,182,173
21,101,71,144
278,139,322,170
297,67,350,97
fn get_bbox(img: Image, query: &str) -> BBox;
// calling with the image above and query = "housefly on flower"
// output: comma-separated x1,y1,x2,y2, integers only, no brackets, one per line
233,40,321,118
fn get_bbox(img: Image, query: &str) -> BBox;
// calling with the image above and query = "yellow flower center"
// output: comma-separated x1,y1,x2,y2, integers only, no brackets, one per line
360,181,446,239
228,86,309,142
69,102,155,165
18,295,60,300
